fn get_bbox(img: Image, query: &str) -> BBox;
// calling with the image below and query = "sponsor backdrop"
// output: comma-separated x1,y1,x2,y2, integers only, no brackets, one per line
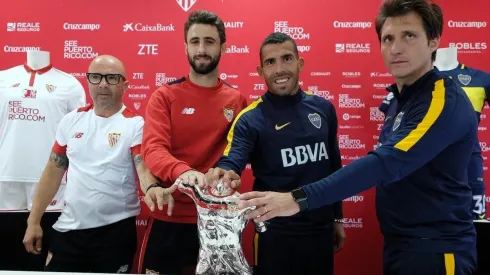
1,0,489,274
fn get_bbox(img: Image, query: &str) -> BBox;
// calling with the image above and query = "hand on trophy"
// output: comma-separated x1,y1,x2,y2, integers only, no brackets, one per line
205,167,241,189
177,178,265,275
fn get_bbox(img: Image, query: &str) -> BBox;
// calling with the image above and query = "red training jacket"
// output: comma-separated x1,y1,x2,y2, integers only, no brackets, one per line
141,76,248,223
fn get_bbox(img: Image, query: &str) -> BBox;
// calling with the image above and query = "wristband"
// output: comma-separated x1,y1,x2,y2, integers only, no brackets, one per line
145,183,160,193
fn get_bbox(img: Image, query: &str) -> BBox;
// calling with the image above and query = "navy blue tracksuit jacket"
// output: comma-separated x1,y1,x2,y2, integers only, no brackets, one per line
216,89,343,234
302,69,477,253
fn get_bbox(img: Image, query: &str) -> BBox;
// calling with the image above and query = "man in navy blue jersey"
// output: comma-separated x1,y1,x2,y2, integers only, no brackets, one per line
205,32,345,275
381,63,490,221
237,0,478,274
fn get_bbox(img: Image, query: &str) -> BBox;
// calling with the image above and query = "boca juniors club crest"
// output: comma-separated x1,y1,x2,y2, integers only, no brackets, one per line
393,112,404,131
108,132,121,147
223,107,234,122
176,0,197,11
308,113,321,129
46,84,57,93
458,74,471,86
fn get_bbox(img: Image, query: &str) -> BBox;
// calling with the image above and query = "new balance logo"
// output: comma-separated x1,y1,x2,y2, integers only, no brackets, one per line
281,142,329,167
182,108,195,114
72,132,84,138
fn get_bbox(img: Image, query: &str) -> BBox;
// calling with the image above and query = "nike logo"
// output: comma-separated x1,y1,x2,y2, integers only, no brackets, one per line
479,214,486,220
385,116,392,121
275,122,291,130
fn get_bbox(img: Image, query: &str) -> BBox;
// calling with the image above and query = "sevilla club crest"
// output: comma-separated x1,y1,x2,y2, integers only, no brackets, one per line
176,0,197,11
223,108,234,122
46,84,57,93
134,102,141,110
108,132,121,147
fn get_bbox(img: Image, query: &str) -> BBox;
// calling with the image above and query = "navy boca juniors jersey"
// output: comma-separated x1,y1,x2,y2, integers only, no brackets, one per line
439,64,490,121
439,64,490,220
379,64,490,220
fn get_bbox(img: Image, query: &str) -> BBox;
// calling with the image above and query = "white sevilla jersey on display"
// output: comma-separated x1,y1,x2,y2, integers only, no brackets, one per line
0,64,86,183
52,104,143,231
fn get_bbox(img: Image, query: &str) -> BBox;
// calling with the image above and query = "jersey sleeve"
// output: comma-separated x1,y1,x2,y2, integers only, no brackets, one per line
303,79,476,210
131,117,144,156
326,102,343,219
216,100,261,175
52,113,72,156
141,88,192,183
67,80,87,112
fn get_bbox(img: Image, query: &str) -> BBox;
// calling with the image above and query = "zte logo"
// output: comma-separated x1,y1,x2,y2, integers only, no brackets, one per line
182,108,195,115
138,44,158,55
254,84,266,91
133,73,144,79
280,142,329,167
73,132,84,138
377,124,383,130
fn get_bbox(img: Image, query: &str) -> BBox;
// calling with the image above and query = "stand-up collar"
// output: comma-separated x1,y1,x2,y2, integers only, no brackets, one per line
386,69,438,102
263,88,304,105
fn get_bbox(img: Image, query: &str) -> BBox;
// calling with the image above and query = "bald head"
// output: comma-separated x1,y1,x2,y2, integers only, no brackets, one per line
87,55,128,113
88,55,126,77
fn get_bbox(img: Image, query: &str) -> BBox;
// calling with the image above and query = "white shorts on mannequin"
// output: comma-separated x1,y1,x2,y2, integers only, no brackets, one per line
0,180,66,212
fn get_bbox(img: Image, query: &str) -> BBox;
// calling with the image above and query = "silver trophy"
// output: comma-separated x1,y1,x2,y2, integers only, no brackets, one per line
178,179,266,275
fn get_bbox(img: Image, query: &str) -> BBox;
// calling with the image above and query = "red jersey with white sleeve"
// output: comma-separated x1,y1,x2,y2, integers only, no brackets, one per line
0,64,86,183
142,76,248,223
51,104,143,232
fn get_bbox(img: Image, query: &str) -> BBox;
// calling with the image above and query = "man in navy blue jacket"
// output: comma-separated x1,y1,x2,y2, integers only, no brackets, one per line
205,32,345,275
237,0,478,274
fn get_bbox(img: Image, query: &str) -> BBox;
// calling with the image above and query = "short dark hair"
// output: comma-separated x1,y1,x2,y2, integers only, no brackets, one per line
184,10,226,44
375,0,443,61
259,32,299,64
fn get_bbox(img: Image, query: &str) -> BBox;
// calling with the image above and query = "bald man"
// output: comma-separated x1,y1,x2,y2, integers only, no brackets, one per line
23,55,176,273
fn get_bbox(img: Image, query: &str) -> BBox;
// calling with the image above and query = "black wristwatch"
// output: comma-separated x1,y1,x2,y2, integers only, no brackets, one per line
145,183,160,193
291,187,309,212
